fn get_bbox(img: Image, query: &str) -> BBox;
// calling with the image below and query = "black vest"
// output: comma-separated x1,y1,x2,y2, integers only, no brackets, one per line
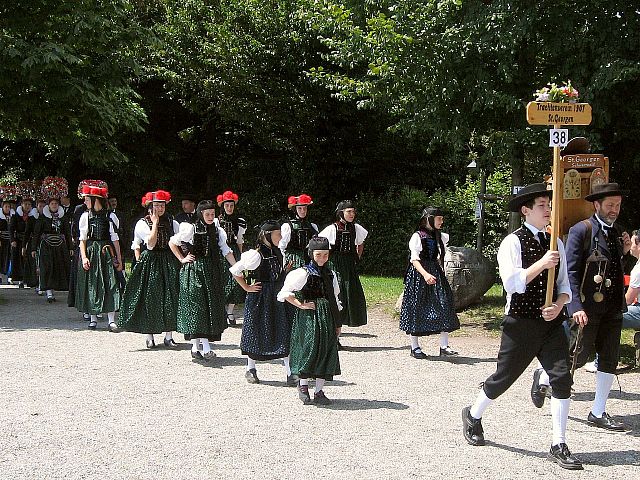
88,212,111,241
603,229,625,310
333,222,356,255
184,223,220,259
218,213,246,248
287,218,317,251
300,266,342,328
508,228,560,320
144,216,173,250
250,245,284,283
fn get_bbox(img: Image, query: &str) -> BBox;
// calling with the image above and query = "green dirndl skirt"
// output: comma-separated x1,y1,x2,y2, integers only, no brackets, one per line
117,248,180,334
284,249,307,270
290,298,341,380
329,253,367,327
37,234,70,291
221,243,246,305
75,240,121,315
177,254,227,341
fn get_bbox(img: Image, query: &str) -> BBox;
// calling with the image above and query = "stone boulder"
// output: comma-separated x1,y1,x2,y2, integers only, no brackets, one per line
395,246,496,312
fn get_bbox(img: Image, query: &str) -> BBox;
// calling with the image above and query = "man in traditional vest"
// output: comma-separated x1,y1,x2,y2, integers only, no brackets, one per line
462,183,582,470
563,182,630,431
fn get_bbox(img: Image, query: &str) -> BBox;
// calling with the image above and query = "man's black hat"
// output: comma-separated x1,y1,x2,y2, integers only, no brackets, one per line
584,182,629,202
507,183,552,212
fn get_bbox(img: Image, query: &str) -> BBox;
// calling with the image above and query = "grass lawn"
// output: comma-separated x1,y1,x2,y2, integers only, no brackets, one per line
361,276,638,367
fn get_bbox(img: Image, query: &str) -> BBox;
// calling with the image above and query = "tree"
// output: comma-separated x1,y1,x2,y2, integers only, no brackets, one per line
0,1,152,165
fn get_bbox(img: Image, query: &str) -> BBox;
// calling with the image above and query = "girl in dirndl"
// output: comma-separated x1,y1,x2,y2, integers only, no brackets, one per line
399,207,460,359
279,194,319,269
169,200,237,362
75,182,122,331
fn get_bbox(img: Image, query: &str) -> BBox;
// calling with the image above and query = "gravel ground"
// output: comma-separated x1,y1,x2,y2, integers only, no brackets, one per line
1,285,638,479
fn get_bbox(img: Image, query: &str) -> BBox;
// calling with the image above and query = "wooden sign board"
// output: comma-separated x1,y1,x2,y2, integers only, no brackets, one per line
526,102,592,125
561,154,605,169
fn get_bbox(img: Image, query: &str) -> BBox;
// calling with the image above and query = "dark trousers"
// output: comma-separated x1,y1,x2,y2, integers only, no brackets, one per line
483,315,573,400
570,311,622,374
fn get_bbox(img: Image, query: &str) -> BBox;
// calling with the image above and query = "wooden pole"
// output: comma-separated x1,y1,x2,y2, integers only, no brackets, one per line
545,123,562,306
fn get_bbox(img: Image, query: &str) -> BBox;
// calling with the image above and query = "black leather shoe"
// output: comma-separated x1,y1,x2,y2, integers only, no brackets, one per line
286,374,299,387
531,369,549,409
191,350,203,360
439,346,459,356
462,406,485,446
298,384,312,405
163,338,178,348
313,390,332,406
227,313,236,326
88,321,97,330
146,338,156,349
245,368,260,384
547,443,583,470
410,347,428,359
587,412,625,431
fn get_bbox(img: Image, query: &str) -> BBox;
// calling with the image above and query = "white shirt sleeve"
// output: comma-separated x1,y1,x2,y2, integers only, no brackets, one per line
78,212,89,241
354,223,368,245
318,224,336,245
497,233,528,294
311,222,319,234
217,227,232,256
409,232,422,262
277,268,309,302
229,249,262,276
279,222,292,251
629,264,640,289
169,222,194,247
133,219,151,251
236,219,246,245
172,220,180,235
109,213,119,242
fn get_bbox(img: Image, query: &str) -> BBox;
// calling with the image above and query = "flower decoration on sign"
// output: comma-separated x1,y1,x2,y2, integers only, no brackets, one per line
534,81,579,103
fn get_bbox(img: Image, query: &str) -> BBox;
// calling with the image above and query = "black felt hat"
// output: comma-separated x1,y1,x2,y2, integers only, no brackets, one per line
335,200,355,213
421,206,444,218
307,236,330,252
560,137,590,156
584,182,629,202
258,219,281,232
179,193,198,203
507,183,552,212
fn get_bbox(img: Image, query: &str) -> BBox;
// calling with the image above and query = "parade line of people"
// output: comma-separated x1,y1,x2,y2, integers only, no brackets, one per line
1,177,637,470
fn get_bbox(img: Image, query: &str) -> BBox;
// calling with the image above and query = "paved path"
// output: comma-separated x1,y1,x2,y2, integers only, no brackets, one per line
1,285,638,479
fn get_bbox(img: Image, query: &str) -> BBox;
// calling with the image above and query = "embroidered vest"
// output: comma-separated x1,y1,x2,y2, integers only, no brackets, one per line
251,245,284,283
508,228,559,320
288,218,317,251
88,213,111,241
333,223,356,255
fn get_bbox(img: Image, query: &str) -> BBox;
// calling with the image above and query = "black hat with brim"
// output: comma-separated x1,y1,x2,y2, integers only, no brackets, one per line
308,236,330,252
180,193,198,203
259,220,281,232
507,183,552,212
584,182,629,202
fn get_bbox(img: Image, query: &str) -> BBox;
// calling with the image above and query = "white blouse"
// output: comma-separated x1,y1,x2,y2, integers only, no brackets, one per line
277,267,342,310
229,249,262,276
318,223,368,246
278,221,319,252
409,231,449,261
131,218,180,251
169,222,232,256
78,211,120,242
498,222,571,314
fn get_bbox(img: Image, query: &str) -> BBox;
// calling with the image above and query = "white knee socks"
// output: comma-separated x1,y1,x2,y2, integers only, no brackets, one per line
299,378,309,387
592,371,615,417
164,331,173,341
191,339,200,353
226,304,235,315
283,356,291,376
200,339,211,354
470,390,494,419
315,378,325,393
409,335,420,350
440,332,449,348
107,312,115,323
90,315,98,323
247,358,256,371
551,397,570,446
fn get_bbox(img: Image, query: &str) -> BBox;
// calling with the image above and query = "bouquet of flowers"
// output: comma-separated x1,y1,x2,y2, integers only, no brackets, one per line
534,81,579,102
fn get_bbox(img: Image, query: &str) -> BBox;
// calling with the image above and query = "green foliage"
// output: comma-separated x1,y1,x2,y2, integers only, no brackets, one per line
356,168,510,276
0,1,152,165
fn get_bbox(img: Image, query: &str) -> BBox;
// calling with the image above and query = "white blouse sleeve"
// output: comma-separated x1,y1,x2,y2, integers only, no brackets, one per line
172,220,180,235
169,222,194,247
109,213,119,242
133,219,151,251
318,224,336,246
311,222,319,234
556,238,572,303
229,249,262,276
354,224,368,245
409,232,422,261
236,219,246,245
277,268,309,302
217,227,232,257
78,212,89,241
279,222,292,251
441,232,449,247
